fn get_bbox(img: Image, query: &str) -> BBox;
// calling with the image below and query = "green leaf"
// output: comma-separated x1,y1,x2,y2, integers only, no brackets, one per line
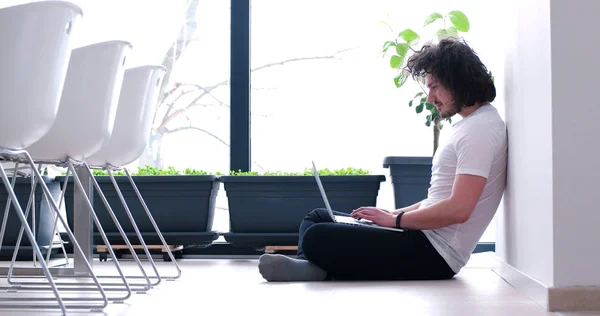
390,55,404,68
436,28,449,40
382,41,396,53
408,100,413,107
398,29,419,44
446,26,458,38
447,117,452,124
425,102,434,110
420,96,427,103
424,12,443,26
394,70,409,88
416,103,425,113
425,115,432,127
395,43,409,58
414,92,424,99
448,11,469,32
439,122,444,129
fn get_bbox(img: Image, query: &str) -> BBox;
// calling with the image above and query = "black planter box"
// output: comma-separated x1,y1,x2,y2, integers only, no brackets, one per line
383,156,432,209
219,175,386,249
57,175,220,246
0,176,60,255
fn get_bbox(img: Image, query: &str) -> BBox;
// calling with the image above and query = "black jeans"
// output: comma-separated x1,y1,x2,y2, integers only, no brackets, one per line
297,208,456,281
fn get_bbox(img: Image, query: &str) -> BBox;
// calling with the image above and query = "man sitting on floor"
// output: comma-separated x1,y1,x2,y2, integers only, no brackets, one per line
258,38,508,282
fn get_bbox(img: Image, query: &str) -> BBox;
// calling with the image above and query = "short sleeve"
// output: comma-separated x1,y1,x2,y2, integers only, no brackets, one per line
454,123,498,179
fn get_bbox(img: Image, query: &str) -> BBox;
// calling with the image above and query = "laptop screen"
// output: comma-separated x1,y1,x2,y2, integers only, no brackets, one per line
311,161,336,221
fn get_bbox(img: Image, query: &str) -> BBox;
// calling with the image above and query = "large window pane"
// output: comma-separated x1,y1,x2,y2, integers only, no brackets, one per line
65,0,232,233
250,0,503,242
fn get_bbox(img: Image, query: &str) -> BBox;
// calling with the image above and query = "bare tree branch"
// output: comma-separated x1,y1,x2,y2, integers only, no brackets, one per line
164,126,266,172
152,0,200,127
251,47,354,72
156,47,354,131
166,126,228,147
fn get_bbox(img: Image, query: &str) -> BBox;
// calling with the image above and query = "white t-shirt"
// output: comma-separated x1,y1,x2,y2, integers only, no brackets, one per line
421,104,507,274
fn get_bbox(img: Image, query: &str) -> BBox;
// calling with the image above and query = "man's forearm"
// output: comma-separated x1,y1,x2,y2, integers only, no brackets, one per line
391,200,423,215
396,198,468,230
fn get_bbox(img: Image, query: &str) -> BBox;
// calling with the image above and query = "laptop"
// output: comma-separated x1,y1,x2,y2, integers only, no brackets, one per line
311,161,404,232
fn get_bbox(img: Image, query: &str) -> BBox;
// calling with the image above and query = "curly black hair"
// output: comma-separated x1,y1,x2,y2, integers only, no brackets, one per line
405,38,495,107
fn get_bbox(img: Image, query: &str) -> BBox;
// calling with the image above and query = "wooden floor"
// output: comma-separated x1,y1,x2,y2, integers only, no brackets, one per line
0,252,597,315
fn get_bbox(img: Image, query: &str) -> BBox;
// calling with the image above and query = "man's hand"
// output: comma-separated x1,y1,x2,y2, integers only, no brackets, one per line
350,207,396,228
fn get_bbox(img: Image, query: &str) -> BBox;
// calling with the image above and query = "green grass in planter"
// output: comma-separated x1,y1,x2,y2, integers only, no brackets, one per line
228,167,371,176
86,165,214,176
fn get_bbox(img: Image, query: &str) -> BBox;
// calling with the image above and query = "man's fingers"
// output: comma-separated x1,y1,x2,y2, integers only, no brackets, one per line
355,210,371,216
358,213,375,221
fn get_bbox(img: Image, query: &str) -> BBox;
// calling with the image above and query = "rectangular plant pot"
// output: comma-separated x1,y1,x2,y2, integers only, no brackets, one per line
383,156,432,209
0,176,60,254
57,175,220,247
219,175,386,249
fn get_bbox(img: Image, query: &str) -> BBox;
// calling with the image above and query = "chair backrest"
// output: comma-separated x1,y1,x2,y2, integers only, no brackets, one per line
86,65,166,168
0,1,82,150
26,40,132,162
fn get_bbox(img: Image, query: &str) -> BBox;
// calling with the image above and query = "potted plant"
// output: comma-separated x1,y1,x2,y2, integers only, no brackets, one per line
219,166,386,250
57,165,220,248
381,11,474,208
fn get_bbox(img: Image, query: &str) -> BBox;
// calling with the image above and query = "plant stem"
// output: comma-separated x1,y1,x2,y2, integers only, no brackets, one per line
433,117,441,156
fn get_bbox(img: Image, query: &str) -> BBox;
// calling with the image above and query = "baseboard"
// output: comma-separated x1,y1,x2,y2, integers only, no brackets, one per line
548,286,600,311
492,258,600,312
491,260,549,310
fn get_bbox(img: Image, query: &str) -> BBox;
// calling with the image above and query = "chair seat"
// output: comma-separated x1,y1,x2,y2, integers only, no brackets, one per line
0,1,82,150
25,40,132,162
86,65,166,168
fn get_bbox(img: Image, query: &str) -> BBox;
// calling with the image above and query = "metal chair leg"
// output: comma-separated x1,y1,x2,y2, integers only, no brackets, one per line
0,158,67,314
97,166,162,287
124,167,182,280
0,162,20,254
0,150,109,308
77,161,154,290
6,158,137,300
5,160,154,297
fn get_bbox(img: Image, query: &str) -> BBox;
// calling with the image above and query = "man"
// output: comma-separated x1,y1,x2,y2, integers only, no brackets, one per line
258,38,507,282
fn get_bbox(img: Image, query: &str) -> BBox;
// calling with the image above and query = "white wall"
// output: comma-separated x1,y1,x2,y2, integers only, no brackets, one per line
550,0,600,288
498,0,554,287
499,0,600,289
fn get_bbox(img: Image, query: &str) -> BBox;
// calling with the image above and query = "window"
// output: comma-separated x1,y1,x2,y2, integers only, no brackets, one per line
65,0,232,233
250,0,504,242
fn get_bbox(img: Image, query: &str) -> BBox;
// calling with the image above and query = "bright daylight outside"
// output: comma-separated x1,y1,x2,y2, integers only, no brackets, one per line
43,0,504,242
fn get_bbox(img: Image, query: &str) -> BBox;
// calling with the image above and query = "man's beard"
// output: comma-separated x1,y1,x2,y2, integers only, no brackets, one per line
439,100,461,119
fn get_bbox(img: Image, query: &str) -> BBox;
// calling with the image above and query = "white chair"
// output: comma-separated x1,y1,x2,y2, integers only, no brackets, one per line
5,40,151,304
0,1,99,314
86,65,182,282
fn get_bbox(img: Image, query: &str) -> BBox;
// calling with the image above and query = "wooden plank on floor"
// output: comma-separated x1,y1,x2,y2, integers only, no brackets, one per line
96,245,183,253
264,246,297,253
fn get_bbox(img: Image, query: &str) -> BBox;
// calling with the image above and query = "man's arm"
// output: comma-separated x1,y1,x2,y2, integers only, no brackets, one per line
390,200,423,215
397,174,486,230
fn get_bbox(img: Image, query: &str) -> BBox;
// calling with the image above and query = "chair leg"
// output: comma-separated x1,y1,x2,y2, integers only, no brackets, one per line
124,167,182,280
6,165,69,285
34,162,70,267
7,170,66,280
7,173,40,278
0,162,20,254
78,161,154,290
0,160,67,314
0,151,110,309
6,160,148,297
40,166,73,266
98,167,162,287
